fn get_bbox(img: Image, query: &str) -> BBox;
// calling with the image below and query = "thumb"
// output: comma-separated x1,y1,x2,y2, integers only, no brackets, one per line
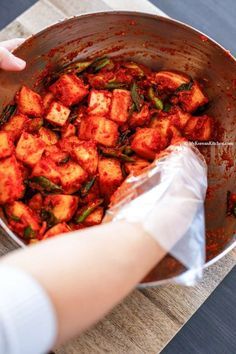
0,47,26,71
0,38,25,51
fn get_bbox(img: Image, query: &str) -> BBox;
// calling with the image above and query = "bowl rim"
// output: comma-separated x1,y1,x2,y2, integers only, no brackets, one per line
5,10,235,286
12,10,236,64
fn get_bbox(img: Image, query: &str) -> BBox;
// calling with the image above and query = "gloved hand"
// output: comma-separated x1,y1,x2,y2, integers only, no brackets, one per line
105,142,208,280
0,38,26,71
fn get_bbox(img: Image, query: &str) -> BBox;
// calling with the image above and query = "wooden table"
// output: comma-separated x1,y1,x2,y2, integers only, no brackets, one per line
0,1,235,353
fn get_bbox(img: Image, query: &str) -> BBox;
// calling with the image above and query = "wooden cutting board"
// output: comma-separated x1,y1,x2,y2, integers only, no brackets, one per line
0,1,235,353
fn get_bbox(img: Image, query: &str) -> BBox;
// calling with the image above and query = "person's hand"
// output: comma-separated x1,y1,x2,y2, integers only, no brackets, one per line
0,38,26,71
106,142,208,272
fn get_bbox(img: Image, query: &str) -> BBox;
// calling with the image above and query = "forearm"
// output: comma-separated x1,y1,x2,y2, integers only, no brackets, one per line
1,221,165,346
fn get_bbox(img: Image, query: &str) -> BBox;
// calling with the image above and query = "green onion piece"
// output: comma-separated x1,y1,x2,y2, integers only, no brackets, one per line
100,147,134,162
121,146,133,156
42,75,55,87
50,126,61,132
120,154,134,162
75,199,104,223
147,87,155,101
62,60,93,75
148,87,163,110
194,102,210,115
91,57,113,73
28,117,44,132
10,215,20,222
80,176,97,198
43,60,93,86
58,156,70,165
73,61,93,74
105,81,126,89
153,97,163,110
121,164,128,178
123,62,144,77
41,209,57,228
131,82,143,112
30,176,62,193
69,111,78,123
163,103,172,112
175,81,193,93
24,226,36,239
118,130,131,145
128,102,136,118
99,147,118,159
0,104,16,126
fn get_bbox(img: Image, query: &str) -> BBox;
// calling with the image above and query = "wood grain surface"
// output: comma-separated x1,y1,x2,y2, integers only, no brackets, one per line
0,1,235,353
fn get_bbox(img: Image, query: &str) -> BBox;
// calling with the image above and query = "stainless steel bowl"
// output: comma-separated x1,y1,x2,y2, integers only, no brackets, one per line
0,12,235,286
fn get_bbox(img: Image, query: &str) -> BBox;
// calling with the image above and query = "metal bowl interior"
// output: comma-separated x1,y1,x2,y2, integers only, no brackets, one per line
0,12,235,286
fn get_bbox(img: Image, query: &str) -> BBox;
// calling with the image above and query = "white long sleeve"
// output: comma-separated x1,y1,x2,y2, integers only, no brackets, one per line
0,265,57,354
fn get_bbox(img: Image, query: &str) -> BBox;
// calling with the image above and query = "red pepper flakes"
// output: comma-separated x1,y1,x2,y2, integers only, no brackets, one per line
199,34,208,42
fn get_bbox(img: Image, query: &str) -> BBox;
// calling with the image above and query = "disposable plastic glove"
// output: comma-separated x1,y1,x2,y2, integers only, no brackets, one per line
105,143,208,282
0,38,26,71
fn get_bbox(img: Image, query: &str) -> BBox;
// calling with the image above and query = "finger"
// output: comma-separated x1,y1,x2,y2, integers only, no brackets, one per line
0,38,25,51
0,47,26,71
